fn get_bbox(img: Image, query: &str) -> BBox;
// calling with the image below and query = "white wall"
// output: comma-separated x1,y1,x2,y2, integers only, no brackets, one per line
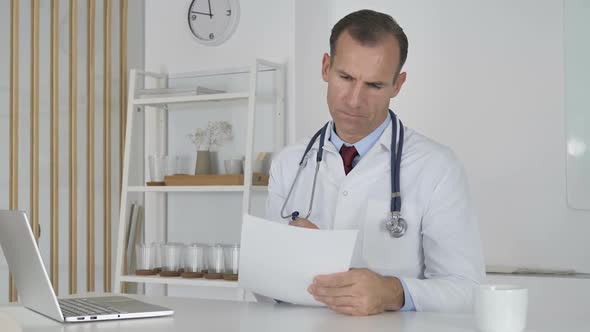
144,0,296,142
294,0,590,273
487,274,590,318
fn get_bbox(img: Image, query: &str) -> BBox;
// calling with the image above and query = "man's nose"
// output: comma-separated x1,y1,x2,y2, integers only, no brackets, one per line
345,82,364,109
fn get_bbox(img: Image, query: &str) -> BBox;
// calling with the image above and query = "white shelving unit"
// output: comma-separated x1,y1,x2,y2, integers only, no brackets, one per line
114,59,285,297
133,92,250,105
120,275,239,288
127,186,269,192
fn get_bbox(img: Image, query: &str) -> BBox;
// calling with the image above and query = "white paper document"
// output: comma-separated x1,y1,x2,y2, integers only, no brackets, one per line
238,214,358,306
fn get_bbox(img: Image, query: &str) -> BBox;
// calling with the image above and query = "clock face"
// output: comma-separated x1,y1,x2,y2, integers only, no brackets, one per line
188,0,240,46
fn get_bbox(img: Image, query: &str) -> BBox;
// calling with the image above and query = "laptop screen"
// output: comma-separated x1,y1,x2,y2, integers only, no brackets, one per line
0,210,64,321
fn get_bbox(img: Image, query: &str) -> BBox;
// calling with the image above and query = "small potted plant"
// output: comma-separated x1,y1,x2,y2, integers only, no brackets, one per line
188,121,233,174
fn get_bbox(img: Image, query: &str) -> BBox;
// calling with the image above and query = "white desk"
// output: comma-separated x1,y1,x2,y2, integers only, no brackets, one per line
0,294,587,332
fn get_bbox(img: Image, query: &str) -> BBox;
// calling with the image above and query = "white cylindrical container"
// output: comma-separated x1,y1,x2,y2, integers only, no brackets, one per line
474,284,528,332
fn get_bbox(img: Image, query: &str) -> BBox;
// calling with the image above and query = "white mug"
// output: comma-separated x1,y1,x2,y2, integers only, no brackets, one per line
474,284,528,332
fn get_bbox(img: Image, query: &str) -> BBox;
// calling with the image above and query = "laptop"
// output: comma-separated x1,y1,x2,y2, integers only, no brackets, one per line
0,210,174,323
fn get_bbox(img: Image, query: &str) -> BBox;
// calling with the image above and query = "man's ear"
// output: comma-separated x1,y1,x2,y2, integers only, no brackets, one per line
390,71,407,98
322,53,331,82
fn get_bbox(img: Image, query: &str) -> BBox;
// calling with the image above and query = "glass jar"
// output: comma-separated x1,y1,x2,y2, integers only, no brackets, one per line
223,244,240,275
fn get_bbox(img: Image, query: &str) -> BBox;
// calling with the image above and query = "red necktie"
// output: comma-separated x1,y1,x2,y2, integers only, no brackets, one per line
339,145,358,175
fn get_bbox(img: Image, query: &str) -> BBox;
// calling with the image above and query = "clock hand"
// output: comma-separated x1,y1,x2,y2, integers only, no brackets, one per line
191,10,212,16
207,0,213,18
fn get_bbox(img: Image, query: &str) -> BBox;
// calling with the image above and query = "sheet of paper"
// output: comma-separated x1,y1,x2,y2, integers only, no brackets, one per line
238,214,358,306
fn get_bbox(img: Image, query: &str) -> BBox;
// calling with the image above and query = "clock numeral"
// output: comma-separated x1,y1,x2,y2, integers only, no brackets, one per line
191,14,196,20
209,33,215,40
226,9,231,16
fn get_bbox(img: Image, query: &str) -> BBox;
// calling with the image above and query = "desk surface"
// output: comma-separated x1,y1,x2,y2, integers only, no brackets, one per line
0,294,587,332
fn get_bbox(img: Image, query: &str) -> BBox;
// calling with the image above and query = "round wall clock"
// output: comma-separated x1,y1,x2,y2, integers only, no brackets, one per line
187,0,240,46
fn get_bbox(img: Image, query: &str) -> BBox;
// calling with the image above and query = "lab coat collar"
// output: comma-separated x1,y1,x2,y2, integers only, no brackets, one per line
306,116,396,156
305,121,339,155
329,115,390,157
377,118,395,152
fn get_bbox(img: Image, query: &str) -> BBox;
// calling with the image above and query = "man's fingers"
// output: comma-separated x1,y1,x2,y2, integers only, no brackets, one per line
288,218,319,229
313,270,356,288
327,305,358,316
308,284,354,297
313,295,355,307
287,219,304,227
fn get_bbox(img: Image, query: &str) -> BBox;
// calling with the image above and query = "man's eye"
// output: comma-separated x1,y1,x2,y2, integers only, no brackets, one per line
368,83,382,89
340,75,352,81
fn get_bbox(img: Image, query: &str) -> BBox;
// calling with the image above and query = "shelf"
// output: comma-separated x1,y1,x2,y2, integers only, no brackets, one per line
120,275,240,288
127,185,268,192
115,61,285,295
132,92,250,106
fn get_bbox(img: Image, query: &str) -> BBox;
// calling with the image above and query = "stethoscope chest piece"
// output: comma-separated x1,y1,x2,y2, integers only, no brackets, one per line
385,212,407,238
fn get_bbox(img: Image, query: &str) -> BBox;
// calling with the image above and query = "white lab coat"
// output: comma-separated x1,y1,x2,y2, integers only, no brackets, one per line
265,119,485,313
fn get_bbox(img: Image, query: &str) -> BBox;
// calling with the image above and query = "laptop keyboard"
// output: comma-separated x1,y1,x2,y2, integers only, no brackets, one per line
59,298,121,317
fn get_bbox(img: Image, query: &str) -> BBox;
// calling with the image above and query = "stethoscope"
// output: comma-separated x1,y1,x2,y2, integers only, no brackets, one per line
280,110,407,238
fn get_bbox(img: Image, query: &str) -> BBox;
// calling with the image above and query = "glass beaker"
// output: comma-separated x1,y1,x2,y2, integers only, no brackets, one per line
135,243,156,275
148,155,169,182
205,244,224,278
223,244,240,275
182,243,206,278
160,242,182,277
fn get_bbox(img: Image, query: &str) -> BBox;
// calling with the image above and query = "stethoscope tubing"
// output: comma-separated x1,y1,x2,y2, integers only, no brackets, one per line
280,110,403,226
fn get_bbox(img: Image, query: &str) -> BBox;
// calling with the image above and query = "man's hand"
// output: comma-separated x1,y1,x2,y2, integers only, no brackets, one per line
308,268,405,316
288,218,319,229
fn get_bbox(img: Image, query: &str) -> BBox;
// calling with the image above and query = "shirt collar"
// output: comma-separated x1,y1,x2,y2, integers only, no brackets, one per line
329,115,391,157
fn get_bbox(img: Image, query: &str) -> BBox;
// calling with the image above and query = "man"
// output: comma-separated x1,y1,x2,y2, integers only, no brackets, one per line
266,9,485,315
